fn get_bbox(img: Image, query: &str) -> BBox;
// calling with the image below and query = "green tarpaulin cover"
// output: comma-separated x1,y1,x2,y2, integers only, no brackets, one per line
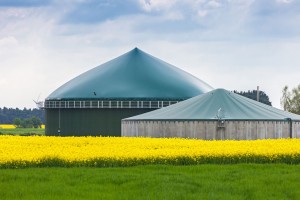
47,48,213,100
124,88,300,121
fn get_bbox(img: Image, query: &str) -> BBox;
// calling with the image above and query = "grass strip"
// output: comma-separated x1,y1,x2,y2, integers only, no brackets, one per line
0,128,44,136
0,164,299,200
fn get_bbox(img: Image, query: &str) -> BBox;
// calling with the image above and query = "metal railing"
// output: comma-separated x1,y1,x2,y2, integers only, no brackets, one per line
43,100,180,109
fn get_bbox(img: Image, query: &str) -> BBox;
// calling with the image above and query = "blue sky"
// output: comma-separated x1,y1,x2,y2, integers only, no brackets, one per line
0,0,300,108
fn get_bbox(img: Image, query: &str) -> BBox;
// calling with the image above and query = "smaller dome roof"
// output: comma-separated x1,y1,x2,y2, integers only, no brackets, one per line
47,48,213,100
124,88,300,121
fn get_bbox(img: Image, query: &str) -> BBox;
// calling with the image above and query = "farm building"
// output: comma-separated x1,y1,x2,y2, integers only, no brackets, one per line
122,88,300,140
44,48,213,136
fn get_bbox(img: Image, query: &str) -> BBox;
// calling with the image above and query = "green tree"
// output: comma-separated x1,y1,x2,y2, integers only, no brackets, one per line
281,84,300,114
31,116,42,128
13,118,22,128
20,118,33,128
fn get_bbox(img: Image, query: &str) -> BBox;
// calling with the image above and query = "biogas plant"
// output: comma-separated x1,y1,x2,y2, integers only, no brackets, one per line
44,48,300,139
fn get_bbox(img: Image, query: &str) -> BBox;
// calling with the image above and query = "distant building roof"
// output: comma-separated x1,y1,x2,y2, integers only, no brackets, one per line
47,48,213,100
124,88,300,121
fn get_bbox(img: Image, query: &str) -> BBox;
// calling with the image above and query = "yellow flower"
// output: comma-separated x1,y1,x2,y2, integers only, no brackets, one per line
0,136,299,167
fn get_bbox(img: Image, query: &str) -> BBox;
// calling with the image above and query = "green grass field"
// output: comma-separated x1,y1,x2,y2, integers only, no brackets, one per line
0,128,45,136
0,164,299,200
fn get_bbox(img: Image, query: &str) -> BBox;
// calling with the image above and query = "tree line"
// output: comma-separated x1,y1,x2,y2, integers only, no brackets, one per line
0,107,45,124
233,90,272,106
13,116,43,128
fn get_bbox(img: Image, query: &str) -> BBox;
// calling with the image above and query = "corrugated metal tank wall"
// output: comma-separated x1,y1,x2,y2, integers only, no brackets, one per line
121,120,300,140
46,108,155,136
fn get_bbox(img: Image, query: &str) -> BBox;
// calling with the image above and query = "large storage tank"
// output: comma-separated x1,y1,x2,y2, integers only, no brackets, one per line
45,48,213,136
122,88,300,140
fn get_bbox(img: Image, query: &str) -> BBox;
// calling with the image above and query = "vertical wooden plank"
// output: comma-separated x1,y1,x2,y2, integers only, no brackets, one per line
195,121,204,139
296,122,300,138
163,121,168,138
232,121,238,140
171,121,177,138
206,121,216,140
224,121,229,140
250,121,257,140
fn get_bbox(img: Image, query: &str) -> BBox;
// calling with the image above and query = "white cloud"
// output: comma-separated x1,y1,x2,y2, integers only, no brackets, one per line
138,0,178,12
277,0,293,4
0,36,18,46
163,10,185,20
197,10,208,17
206,0,222,8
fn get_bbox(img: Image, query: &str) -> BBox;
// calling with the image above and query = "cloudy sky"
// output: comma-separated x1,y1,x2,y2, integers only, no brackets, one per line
1,0,300,109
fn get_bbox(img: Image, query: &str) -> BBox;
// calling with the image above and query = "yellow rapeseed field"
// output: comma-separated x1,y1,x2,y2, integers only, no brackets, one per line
0,136,299,168
0,124,16,129
0,124,45,129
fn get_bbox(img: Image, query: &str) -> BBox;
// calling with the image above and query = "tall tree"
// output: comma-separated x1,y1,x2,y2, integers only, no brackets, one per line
13,118,22,128
31,116,42,128
281,84,300,114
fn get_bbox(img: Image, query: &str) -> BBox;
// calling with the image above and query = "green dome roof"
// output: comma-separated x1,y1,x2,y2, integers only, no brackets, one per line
124,88,300,121
47,48,213,100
